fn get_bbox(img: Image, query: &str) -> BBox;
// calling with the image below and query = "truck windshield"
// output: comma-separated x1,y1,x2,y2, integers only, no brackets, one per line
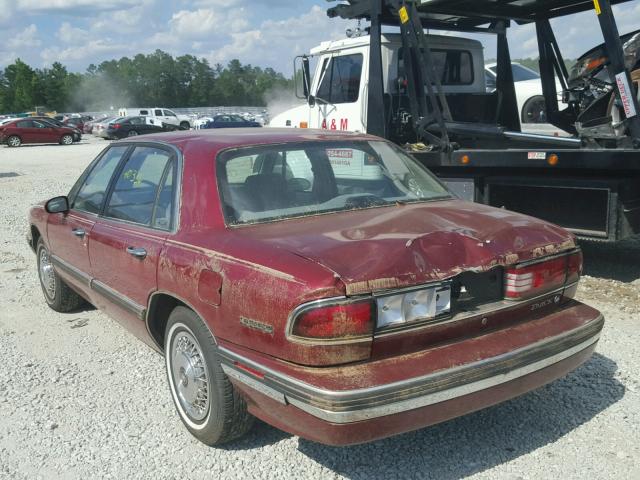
218,140,451,225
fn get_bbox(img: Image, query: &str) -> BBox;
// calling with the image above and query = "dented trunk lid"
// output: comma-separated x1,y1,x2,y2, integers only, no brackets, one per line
233,200,576,295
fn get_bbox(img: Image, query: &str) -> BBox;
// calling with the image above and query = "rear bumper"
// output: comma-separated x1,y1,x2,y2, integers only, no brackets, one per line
219,302,603,445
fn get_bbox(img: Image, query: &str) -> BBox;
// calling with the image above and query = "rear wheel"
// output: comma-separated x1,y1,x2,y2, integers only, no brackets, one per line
36,238,84,312
164,307,253,446
7,135,21,147
127,130,138,137
60,134,73,145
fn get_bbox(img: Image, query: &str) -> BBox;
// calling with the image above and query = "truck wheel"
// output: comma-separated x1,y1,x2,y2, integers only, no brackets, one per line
521,95,547,123
180,121,190,130
7,135,21,147
165,306,254,446
36,238,85,312
60,134,73,145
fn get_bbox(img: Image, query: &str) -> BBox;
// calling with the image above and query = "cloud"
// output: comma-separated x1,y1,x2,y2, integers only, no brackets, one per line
15,0,142,14
57,22,90,44
205,5,351,70
8,24,41,49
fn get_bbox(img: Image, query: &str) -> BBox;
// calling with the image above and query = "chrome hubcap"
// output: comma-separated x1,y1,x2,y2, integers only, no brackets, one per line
9,137,19,147
39,248,56,299
171,331,210,421
63,136,72,145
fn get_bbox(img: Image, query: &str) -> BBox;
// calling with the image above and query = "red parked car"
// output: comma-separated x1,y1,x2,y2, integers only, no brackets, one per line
1,118,76,147
28,129,603,446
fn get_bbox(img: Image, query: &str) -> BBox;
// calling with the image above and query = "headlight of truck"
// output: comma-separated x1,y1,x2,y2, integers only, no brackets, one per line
376,284,451,329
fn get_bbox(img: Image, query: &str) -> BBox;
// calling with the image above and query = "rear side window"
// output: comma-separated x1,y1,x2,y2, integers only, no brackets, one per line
73,146,129,214
105,147,173,226
16,121,32,128
316,54,363,104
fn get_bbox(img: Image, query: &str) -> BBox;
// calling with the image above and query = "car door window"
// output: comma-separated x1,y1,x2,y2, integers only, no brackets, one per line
105,147,172,226
316,54,363,104
73,146,130,214
163,110,177,117
155,109,163,116
16,120,33,128
130,117,143,125
33,120,48,129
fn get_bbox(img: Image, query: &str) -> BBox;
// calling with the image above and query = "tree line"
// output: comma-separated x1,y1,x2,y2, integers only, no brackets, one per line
0,50,293,114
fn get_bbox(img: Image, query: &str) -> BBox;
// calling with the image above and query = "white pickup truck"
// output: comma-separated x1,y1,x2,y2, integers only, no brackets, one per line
270,33,485,133
118,107,192,129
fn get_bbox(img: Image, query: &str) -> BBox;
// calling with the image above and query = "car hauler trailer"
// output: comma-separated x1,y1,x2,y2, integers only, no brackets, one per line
273,0,640,241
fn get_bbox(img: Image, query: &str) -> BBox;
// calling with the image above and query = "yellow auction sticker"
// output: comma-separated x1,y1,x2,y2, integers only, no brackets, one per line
594,0,602,15
399,6,409,24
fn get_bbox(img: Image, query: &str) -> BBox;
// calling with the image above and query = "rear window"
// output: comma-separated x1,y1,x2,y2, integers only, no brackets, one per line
399,48,474,85
217,140,450,225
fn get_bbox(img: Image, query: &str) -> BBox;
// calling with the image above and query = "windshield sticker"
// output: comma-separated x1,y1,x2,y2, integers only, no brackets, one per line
615,72,638,118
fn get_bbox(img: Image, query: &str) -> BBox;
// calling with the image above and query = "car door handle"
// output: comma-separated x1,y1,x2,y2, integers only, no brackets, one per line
126,247,147,259
72,228,86,238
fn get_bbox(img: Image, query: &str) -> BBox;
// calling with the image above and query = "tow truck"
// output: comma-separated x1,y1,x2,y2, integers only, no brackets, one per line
271,0,640,242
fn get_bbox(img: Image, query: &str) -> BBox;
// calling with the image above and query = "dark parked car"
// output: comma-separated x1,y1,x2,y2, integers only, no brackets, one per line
28,129,603,446
63,115,92,132
32,116,82,142
203,114,261,129
106,116,165,139
0,119,76,147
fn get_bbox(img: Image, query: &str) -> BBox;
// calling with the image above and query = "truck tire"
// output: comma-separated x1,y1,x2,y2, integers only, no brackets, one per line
164,306,254,446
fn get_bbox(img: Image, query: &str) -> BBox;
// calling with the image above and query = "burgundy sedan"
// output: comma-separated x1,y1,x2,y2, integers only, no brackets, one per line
1,118,76,147
28,129,603,446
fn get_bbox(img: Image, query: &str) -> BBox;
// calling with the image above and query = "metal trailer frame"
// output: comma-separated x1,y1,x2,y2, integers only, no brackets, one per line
327,0,640,241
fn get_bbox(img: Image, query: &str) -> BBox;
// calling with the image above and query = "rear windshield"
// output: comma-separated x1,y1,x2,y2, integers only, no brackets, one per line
217,140,451,225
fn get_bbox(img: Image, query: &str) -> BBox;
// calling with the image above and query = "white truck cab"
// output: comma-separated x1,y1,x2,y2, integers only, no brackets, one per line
270,33,485,133
118,107,192,129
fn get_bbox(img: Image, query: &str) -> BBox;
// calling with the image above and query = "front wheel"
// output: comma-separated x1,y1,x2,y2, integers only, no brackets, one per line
165,307,253,446
7,135,21,147
36,238,85,312
60,134,73,145
180,121,191,130
521,95,547,124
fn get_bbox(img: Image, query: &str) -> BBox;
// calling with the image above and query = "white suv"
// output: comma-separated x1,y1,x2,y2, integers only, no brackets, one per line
118,108,192,129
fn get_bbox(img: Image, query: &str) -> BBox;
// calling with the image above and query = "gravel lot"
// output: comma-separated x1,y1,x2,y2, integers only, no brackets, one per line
0,136,639,480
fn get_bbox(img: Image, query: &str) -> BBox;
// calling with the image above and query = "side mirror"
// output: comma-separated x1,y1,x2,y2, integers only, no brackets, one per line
45,196,70,214
294,55,313,100
307,94,316,107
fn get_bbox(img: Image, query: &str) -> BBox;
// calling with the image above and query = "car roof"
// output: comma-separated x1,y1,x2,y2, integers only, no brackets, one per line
122,128,378,151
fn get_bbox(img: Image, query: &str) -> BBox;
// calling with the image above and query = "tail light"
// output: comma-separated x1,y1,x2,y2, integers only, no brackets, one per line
290,300,374,341
113,124,121,129
505,250,583,300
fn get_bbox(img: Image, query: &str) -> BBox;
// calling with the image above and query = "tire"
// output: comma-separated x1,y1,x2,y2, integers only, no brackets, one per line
127,130,138,137
36,238,85,312
180,121,191,130
165,307,253,445
7,135,21,147
60,134,73,145
521,95,547,124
